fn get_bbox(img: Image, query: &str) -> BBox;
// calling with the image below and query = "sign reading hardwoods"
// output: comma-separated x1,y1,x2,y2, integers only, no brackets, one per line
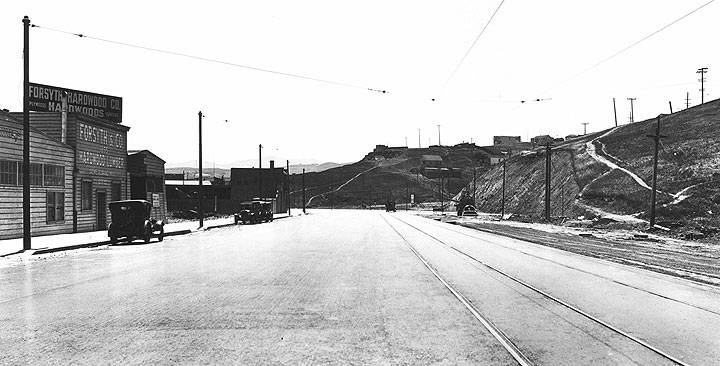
28,82,123,123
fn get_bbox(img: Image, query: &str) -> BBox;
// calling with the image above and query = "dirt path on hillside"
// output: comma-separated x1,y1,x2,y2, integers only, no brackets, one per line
307,166,378,206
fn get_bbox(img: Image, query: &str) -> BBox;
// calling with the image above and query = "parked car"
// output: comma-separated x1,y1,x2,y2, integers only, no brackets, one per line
461,205,478,217
108,200,164,244
385,201,396,212
234,200,273,224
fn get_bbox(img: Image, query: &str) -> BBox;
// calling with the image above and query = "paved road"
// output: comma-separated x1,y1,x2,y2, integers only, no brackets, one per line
1,210,718,365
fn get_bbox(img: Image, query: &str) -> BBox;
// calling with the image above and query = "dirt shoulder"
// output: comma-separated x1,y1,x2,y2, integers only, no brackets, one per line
426,213,720,287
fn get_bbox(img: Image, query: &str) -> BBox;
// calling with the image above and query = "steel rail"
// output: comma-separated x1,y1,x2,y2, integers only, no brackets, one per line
388,214,693,366
380,214,533,366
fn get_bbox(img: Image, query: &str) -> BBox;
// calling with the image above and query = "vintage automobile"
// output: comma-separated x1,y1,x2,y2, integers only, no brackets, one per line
108,200,165,244
234,200,274,224
385,201,396,212
461,205,479,217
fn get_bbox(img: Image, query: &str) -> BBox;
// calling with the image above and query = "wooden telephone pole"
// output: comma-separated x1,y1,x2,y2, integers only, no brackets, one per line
647,116,667,228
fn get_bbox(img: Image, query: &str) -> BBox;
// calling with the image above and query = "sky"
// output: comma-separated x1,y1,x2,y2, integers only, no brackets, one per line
1,1,718,167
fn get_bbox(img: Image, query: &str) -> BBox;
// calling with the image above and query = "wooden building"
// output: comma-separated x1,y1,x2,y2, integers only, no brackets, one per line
7,111,130,236
0,111,74,239
127,150,167,222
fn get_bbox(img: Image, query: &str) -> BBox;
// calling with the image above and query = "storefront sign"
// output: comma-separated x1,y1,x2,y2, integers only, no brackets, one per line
28,82,122,123
78,151,125,169
78,123,124,149
152,193,160,207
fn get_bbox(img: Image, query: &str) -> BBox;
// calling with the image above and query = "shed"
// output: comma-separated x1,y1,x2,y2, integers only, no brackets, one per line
127,150,167,222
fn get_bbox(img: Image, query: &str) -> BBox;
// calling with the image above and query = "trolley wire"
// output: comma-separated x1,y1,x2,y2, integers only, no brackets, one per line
444,0,507,87
30,23,388,94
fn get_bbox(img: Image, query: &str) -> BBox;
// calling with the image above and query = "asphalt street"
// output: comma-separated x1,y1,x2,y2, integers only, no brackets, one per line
1,210,718,365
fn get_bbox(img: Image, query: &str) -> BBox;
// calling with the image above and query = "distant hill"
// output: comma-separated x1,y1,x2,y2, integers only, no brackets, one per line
466,98,720,240
165,162,346,179
291,145,494,209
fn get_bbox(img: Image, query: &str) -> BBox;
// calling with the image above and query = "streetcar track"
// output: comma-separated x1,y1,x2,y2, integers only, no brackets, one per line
458,221,720,282
379,214,533,366
385,213,691,366
421,216,720,316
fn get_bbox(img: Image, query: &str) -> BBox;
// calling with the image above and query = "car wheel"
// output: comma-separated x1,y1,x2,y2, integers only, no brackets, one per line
110,236,117,244
143,227,152,243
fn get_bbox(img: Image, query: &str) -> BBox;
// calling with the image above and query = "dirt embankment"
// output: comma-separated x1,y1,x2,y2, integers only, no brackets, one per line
469,99,720,242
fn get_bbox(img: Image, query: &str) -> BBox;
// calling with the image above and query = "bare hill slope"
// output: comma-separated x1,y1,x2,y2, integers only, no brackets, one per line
469,98,720,240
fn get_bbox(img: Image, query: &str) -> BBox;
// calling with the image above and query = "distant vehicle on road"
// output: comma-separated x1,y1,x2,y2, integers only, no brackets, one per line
460,205,478,217
385,201,396,212
234,200,273,224
108,200,164,244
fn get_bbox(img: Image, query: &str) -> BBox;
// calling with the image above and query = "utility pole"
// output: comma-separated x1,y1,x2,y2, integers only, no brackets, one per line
436,124,441,146
501,157,507,220
406,181,409,211
286,160,290,215
22,16,31,250
544,143,552,221
627,98,636,122
686,92,690,109
198,111,204,228
581,122,589,135
472,166,477,205
647,116,666,228
405,136,408,147
302,168,306,214
612,97,618,127
697,67,708,105
669,101,673,114
440,176,444,213
417,128,421,148
257,144,262,199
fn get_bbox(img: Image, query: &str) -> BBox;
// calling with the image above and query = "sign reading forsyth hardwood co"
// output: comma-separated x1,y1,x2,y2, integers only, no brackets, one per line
28,82,123,123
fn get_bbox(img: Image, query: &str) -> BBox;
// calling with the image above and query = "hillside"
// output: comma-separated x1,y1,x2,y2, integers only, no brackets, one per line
467,98,720,240
294,145,493,209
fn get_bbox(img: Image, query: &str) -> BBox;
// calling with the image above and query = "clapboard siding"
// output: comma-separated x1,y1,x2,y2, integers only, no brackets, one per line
127,150,167,222
0,113,74,240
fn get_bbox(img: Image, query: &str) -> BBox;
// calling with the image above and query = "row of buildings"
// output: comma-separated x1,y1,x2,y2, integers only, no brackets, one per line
1,83,289,240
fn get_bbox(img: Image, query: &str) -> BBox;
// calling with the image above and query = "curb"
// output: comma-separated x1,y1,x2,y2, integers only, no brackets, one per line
31,229,193,256
7,214,297,257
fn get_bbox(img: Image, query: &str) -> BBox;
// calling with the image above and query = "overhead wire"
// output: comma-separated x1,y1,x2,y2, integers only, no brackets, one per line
544,0,716,93
30,23,389,94
443,0,507,87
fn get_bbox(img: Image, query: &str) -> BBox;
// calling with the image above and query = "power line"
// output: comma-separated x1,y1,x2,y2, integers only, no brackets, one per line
548,0,716,91
30,23,388,94
444,0,507,86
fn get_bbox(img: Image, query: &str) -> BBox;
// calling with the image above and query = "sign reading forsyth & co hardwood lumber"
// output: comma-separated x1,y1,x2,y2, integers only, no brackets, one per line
28,82,123,123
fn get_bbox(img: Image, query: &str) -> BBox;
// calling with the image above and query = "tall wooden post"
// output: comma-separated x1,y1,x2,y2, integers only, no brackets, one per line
198,111,203,228
544,144,552,221
22,16,31,250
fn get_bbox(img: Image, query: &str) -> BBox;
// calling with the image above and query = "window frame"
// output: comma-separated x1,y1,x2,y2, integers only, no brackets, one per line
81,180,93,211
46,191,65,223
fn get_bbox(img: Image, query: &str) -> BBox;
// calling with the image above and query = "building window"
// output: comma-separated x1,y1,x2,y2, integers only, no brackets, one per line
18,163,43,186
81,181,92,210
43,164,64,187
0,160,17,185
47,192,65,223
111,182,122,201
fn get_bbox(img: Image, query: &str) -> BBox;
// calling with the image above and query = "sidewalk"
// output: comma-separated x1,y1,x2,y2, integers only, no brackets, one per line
0,213,291,257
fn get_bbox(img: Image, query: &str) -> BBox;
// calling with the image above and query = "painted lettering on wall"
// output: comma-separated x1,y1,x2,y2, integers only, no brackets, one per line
0,126,21,142
78,151,125,169
78,123,124,149
28,82,123,123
